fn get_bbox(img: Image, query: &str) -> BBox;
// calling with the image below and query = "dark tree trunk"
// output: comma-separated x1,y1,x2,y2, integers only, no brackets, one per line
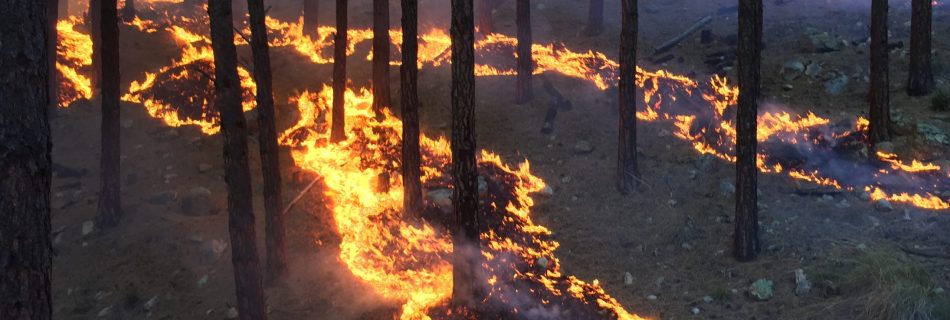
617,0,639,193
0,1,53,319
90,0,102,97
247,0,287,283
233,0,247,26
477,0,493,35
869,0,891,145
734,0,761,262
450,0,481,308
96,0,121,229
331,0,348,142
207,1,268,319
586,0,604,36
49,0,60,114
121,0,135,22
907,0,933,96
372,0,392,113
515,0,532,104
401,0,422,215
303,0,319,39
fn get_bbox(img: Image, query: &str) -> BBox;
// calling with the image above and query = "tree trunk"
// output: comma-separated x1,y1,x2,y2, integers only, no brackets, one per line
515,0,532,104
734,0,761,262
0,2,53,319
303,0,319,39
401,0,422,215
372,0,392,113
233,0,247,26
586,0,604,36
869,0,891,145
247,0,287,283
96,0,121,229
477,0,493,35
450,0,481,308
207,1,268,319
907,0,933,96
121,0,135,22
331,0,348,142
90,0,102,97
617,0,639,193
49,0,60,114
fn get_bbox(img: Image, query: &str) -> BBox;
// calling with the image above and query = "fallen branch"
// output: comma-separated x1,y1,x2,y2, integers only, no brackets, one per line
283,176,322,216
653,15,713,55
900,245,950,259
540,79,571,134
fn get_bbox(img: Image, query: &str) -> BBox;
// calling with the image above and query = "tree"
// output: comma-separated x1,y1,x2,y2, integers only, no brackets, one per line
49,0,61,115
907,0,934,96
207,1,268,319
617,0,639,194
303,0,319,39
515,0,532,104
96,0,122,229
868,0,891,145
90,0,102,97
372,0,392,113
331,0,348,142
0,2,53,319
401,0,422,215
247,0,287,282
586,0,604,36
121,0,135,22
233,0,247,26
450,0,481,308
476,0,493,35
734,0,762,262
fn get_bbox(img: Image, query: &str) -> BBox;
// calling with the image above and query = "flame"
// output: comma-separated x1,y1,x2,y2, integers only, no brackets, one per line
56,15,94,105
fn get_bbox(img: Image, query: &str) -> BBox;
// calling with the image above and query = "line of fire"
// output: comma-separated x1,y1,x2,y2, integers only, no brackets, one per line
2,0,949,319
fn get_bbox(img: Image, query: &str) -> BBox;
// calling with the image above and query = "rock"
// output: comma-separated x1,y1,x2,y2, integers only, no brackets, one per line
624,272,634,286
917,123,949,145
720,179,736,197
902,209,912,221
821,194,834,202
874,141,896,154
782,83,794,91
794,269,811,296
695,154,717,172
702,295,714,303
875,199,894,212
691,307,701,315
573,140,594,154
858,191,871,201
749,279,774,301
120,119,134,129
426,189,453,213
934,287,945,295
781,60,805,81
804,28,841,52
647,294,658,301
97,305,112,317
226,306,239,319
147,191,178,206
478,176,488,196
81,220,94,236
197,275,209,286
198,163,213,173
539,185,554,197
180,187,222,216
824,73,849,96
143,295,159,311
161,128,180,139
537,257,549,269
804,62,823,79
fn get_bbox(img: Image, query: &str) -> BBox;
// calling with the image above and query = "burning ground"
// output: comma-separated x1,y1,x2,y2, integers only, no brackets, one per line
49,0,950,319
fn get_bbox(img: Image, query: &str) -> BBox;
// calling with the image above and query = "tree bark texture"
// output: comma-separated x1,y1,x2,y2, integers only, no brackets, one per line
96,0,122,229
869,0,891,145
587,0,604,36
734,0,761,262
401,0,422,215
303,0,320,39
907,0,934,96
372,0,392,113
331,0,348,142
617,0,639,194
515,0,532,104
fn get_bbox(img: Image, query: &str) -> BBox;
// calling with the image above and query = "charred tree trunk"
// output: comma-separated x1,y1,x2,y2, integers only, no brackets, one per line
515,0,532,104
303,0,319,39
0,1,53,319
477,0,493,35
121,0,135,22
734,0,761,262
90,0,102,97
247,0,287,283
401,0,422,215
450,0,482,308
49,0,60,114
331,0,348,142
96,0,121,229
586,0,604,36
869,0,891,145
617,0,639,193
907,0,933,96
207,1,268,319
372,0,392,113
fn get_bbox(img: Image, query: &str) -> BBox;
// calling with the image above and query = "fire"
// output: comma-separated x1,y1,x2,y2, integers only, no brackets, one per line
56,15,94,106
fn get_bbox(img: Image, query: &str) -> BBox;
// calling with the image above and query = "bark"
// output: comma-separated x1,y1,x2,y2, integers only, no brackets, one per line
49,0,60,114
586,0,604,36
121,0,135,22
907,0,933,96
734,0,762,262
617,0,639,193
401,0,422,215
96,0,121,229
477,0,493,35
90,0,102,97
303,0,319,39
331,0,348,142
247,0,287,283
450,0,481,308
372,0,392,113
207,1,268,319
515,0,532,104
0,1,53,319
868,0,891,145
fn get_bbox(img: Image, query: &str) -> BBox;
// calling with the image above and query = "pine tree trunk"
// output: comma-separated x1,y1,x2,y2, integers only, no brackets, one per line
233,0,247,26
586,0,604,36
90,0,102,97
401,0,422,215
477,0,493,35
207,1,268,319
734,0,761,262
515,0,532,105
372,0,392,112
0,2,53,319
96,0,122,229
121,0,135,22
247,0,287,283
907,0,933,96
303,0,319,39
869,0,891,145
617,0,639,194
450,0,481,308
331,0,348,142
49,0,61,114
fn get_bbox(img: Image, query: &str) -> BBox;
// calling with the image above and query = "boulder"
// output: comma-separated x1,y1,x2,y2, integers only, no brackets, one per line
180,187,222,216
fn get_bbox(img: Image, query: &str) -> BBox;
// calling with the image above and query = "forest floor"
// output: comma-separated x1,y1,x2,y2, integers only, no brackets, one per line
51,0,950,319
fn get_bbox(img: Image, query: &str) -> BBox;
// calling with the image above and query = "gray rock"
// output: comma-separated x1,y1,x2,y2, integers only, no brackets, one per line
97,306,112,317
749,279,774,301
824,73,849,96
537,257,549,269
781,60,805,81
198,163,213,173
647,294,658,301
782,83,794,91
81,220,94,236
161,128,180,139
720,179,736,197
226,307,239,319
805,28,841,52
917,123,949,144
874,141,896,154
143,295,159,311
180,187,222,216
702,295,714,303
573,140,594,154
794,269,811,296
426,189,453,213
695,154,717,172
691,307,701,315
147,191,178,206
539,185,554,197
875,199,894,212
804,62,823,79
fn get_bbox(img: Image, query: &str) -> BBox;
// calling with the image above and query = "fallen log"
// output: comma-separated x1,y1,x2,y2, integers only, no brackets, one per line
540,80,572,134
653,15,713,55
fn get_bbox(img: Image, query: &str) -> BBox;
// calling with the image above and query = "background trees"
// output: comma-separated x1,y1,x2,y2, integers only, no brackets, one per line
907,0,934,96
331,0,349,142
868,0,891,145
617,0,639,194
96,0,122,229
401,0,423,215
734,0,763,262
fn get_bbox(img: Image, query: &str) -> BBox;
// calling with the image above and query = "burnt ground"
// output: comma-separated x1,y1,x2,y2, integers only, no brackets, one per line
50,0,950,319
